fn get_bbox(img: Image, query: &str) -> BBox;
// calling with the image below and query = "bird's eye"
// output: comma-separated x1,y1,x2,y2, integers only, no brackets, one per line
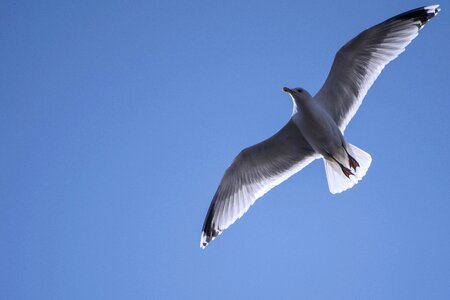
297,89,302,93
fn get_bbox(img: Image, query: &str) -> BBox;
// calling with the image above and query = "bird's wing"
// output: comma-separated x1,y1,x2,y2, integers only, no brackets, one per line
314,5,440,132
201,120,319,248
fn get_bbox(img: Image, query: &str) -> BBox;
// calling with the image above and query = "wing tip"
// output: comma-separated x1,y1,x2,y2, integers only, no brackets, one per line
200,229,222,249
390,4,440,29
200,232,208,249
424,4,440,13
424,4,440,18
409,4,440,26
419,5,440,29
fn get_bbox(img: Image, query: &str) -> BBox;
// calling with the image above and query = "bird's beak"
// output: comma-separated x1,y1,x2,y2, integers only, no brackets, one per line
283,87,293,93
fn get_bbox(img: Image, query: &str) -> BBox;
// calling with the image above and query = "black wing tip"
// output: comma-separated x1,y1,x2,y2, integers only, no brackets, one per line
392,5,440,28
200,229,221,249
200,231,209,249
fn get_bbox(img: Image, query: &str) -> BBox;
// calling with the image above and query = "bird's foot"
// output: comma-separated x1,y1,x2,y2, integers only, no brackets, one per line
348,155,360,171
340,164,354,178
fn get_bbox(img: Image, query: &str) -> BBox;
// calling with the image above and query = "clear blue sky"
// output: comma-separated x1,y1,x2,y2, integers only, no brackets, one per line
2,1,449,299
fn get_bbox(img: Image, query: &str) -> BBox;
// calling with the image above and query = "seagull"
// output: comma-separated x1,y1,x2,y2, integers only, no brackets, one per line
200,5,440,249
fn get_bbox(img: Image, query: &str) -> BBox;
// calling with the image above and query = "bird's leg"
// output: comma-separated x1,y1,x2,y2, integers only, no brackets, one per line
348,155,360,172
340,165,354,178
328,153,354,178
343,144,360,171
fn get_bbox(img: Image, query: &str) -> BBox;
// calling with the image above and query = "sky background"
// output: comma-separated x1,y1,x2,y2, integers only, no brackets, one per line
2,0,449,299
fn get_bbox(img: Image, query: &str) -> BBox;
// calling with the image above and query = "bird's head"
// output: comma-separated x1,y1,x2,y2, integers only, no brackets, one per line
283,87,312,99
283,87,312,111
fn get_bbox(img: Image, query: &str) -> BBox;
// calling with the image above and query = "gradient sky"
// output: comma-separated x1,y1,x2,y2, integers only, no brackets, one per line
2,1,450,299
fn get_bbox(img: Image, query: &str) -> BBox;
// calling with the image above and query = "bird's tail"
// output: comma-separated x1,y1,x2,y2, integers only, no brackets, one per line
324,143,372,194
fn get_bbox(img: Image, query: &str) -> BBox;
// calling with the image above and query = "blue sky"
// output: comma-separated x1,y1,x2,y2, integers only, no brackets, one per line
2,0,449,299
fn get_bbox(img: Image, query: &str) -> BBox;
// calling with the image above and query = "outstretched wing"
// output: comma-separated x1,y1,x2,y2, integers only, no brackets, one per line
315,5,440,132
201,120,319,248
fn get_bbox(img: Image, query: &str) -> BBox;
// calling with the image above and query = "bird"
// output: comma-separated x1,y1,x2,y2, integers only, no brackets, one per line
200,5,440,249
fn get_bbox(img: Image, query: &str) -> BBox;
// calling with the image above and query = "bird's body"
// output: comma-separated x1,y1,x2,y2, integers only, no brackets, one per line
288,86,372,191
291,90,344,159
200,5,440,249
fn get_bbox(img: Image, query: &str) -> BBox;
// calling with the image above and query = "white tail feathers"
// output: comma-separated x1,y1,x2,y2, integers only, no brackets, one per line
324,143,372,194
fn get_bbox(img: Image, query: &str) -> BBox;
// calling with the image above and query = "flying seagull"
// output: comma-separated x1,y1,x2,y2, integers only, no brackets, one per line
200,5,440,248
